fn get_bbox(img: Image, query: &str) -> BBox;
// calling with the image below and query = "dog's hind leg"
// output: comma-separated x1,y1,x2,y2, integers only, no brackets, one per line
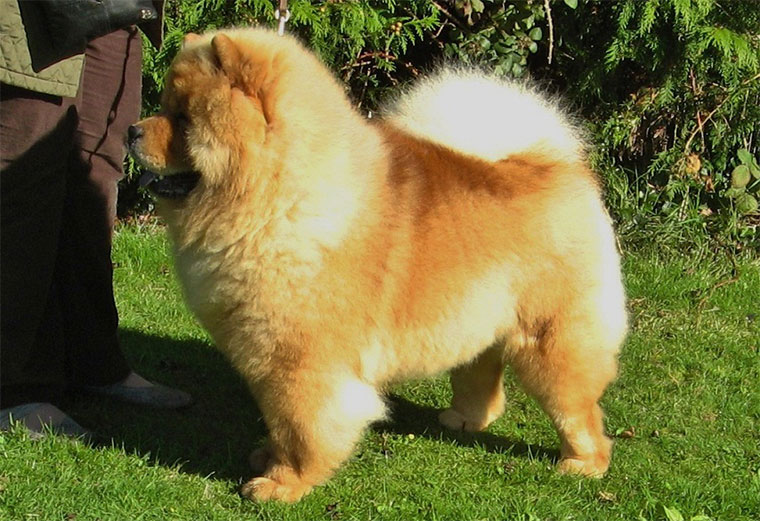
241,370,386,502
439,342,508,432
509,308,625,477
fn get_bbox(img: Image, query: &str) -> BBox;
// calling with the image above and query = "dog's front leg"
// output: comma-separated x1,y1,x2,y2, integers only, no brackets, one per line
241,368,386,502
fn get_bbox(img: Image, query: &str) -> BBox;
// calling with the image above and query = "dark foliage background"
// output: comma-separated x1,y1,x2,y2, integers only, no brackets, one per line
120,0,760,248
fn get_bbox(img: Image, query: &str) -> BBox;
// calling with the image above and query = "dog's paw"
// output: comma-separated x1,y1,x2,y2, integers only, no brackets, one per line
557,456,608,478
248,446,273,475
438,407,492,432
240,476,312,503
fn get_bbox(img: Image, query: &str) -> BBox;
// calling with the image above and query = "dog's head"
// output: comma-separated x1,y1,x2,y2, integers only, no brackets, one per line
128,31,277,201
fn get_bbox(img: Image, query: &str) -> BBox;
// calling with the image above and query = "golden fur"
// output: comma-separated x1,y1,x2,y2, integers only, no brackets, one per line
130,28,628,502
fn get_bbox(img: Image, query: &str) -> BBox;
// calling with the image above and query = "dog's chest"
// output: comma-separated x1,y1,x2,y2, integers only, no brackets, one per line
173,248,256,319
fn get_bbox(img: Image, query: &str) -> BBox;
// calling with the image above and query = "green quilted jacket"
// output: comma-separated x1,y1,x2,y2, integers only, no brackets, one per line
0,0,164,98
0,0,85,97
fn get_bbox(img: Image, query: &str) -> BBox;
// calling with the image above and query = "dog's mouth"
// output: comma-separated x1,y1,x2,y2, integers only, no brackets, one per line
139,171,201,199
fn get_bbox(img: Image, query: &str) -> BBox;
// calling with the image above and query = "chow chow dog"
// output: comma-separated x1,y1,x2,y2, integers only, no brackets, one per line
129,28,627,502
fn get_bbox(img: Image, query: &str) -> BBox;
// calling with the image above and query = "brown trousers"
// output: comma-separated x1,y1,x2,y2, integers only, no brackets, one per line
1,28,142,407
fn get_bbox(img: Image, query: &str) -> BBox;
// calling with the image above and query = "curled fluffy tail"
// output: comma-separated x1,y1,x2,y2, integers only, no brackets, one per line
384,68,585,162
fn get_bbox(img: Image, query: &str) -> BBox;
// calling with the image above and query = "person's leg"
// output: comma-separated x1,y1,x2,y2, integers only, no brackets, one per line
62,29,191,407
60,28,140,386
0,84,77,409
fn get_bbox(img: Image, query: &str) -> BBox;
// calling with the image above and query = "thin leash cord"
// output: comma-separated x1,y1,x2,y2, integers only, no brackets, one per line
275,0,290,36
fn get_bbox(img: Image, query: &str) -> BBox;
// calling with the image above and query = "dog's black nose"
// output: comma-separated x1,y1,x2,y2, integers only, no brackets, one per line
127,125,143,145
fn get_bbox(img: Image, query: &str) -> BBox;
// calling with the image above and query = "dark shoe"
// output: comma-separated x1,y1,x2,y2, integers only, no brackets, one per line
0,402,91,440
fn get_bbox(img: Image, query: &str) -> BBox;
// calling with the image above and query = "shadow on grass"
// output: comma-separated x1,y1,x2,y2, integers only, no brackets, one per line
67,328,556,484
379,396,559,464
66,328,263,483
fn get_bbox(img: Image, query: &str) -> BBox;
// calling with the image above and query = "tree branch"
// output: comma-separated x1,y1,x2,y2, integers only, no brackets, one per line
544,0,555,64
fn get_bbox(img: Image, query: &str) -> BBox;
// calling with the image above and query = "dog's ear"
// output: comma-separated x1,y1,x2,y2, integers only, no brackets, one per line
211,34,242,81
182,32,201,49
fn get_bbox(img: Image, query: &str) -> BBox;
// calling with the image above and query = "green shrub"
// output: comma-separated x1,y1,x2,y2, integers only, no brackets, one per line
547,0,760,246
121,0,759,248
121,0,449,216
141,0,444,114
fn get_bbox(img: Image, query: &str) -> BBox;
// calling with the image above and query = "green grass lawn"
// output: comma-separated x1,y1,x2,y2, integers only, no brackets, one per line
1,223,758,521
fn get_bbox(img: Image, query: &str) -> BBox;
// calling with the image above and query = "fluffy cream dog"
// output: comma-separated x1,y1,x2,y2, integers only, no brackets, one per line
129,27,627,502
